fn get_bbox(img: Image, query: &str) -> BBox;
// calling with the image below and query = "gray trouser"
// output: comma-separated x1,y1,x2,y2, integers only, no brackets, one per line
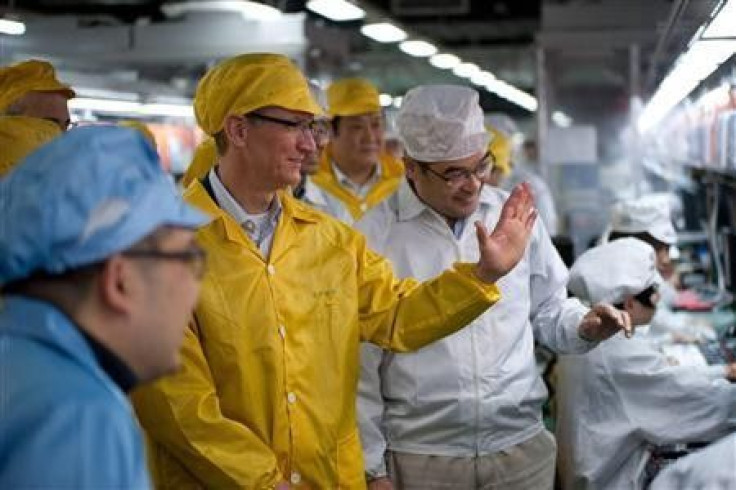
387,430,557,490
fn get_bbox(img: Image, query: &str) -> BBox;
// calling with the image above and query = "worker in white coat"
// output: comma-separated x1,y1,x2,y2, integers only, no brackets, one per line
556,238,736,490
650,432,736,489
357,85,632,490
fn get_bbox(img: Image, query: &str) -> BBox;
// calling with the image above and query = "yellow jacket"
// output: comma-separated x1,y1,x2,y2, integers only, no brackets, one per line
131,182,500,489
311,147,404,221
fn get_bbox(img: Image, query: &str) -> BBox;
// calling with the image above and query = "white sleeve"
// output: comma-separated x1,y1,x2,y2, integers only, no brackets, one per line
528,221,592,354
609,348,736,444
357,343,389,478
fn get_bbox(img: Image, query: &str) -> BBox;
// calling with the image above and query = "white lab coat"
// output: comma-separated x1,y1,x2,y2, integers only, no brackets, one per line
650,432,736,489
504,163,558,236
356,181,590,477
556,331,736,490
300,176,353,224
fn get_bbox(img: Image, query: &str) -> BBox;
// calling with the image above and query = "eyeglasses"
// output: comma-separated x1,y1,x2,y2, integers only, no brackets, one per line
123,246,208,280
246,112,327,140
634,284,659,309
416,153,493,187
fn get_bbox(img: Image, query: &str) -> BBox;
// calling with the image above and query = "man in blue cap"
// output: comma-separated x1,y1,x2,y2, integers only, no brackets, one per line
0,126,208,488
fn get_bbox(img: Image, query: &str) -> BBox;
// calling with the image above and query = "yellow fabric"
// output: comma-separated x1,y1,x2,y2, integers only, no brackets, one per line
181,138,217,187
0,60,75,112
327,78,381,117
194,53,323,136
0,116,62,176
131,183,501,489
487,125,511,176
311,146,404,220
119,120,156,148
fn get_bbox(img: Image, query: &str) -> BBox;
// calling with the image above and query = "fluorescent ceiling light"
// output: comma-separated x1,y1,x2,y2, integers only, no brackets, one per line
361,22,406,43
399,40,437,57
701,0,736,38
429,53,460,69
638,39,736,132
470,71,496,86
485,79,538,112
162,1,281,21
76,87,139,102
0,18,26,36
452,62,480,78
306,0,365,21
379,93,393,107
552,111,573,127
69,97,194,118
392,96,403,108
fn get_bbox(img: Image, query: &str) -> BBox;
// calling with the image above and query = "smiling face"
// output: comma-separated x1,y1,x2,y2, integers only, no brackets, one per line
405,150,489,221
330,112,384,176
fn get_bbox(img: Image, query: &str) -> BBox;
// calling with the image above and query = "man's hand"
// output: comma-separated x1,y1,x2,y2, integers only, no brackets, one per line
475,182,537,284
578,303,633,341
725,363,736,381
367,477,394,490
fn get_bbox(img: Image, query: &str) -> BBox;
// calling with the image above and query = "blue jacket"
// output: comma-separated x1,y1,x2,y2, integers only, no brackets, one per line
0,296,151,489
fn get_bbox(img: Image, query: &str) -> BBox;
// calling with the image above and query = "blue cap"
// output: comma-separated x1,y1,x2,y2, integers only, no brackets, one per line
0,126,209,284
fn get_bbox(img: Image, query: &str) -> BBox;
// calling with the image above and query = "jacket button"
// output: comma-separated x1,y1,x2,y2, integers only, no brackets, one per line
267,264,276,275
287,392,297,404
290,472,301,484
360,203,368,212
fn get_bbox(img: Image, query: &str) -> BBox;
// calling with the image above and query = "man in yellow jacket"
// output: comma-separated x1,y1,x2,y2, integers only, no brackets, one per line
311,78,404,222
0,59,75,131
130,53,615,489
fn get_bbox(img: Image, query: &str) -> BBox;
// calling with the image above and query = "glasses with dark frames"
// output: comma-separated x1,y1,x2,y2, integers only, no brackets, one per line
123,246,208,280
245,112,327,139
416,153,493,187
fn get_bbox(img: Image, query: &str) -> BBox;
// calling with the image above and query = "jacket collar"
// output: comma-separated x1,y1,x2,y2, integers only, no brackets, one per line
395,179,496,223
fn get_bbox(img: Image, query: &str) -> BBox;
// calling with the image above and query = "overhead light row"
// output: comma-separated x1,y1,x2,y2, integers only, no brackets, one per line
69,97,195,118
638,0,736,132
0,18,26,36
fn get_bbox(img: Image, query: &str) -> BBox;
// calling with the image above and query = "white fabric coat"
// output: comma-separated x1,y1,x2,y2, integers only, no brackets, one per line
556,332,736,490
650,432,736,490
300,176,353,224
356,180,590,476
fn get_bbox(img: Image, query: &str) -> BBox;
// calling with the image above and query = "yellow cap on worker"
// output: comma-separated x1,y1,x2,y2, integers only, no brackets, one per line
0,116,62,177
487,125,511,177
0,60,75,112
326,78,381,117
194,53,323,136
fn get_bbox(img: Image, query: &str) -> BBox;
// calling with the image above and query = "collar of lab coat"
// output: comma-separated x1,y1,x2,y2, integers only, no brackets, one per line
395,178,497,223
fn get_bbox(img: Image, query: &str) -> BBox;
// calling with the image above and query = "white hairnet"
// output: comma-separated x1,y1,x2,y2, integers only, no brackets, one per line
607,193,677,245
568,238,660,305
397,85,489,162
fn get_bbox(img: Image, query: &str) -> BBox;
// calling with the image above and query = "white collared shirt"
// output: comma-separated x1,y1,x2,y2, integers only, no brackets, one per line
208,168,281,258
332,160,381,198
300,176,353,224
356,180,590,475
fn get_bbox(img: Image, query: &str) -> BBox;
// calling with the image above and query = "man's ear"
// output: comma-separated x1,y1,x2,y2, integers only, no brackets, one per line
223,114,248,149
98,256,136,315
404,158,417,180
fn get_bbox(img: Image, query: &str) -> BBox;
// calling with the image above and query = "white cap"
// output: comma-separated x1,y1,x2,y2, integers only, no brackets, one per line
608,193,677,245
397,85,490,162
568,238,661,305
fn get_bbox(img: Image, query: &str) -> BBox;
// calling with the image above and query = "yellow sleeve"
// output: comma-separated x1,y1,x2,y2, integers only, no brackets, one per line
131,322,282,489
356,237,501,352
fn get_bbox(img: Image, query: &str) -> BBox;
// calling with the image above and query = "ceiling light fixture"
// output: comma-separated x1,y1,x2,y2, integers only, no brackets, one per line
306,0,365,22
399,40,437,57
701,0,736,38
470,71,496,86
0,18,25,36
361,22,407,43
485,79,538,112
379,93,393,107
69,97,194,118
429,53,461,69
452,62,480,78
161,1,282,21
